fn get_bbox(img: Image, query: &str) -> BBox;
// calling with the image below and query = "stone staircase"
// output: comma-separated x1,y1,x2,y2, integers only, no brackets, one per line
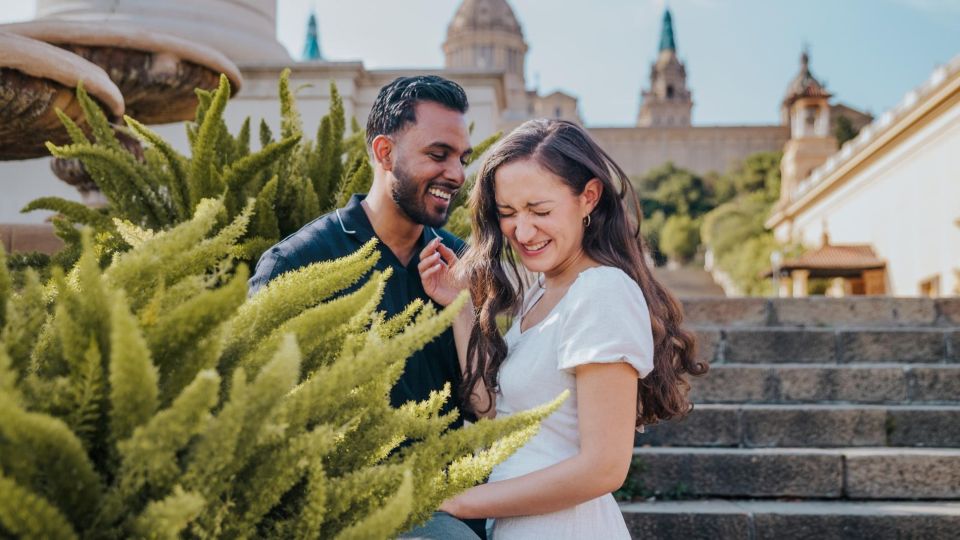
622,297,960,539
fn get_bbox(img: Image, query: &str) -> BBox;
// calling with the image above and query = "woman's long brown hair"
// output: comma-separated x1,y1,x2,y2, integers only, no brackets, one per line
458,119,707,428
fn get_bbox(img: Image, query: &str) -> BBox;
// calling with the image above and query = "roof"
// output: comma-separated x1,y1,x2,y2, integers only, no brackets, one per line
302,12,322,61
783,50,831,105
447,0,522,35
659,9,676,52
767,244,885,278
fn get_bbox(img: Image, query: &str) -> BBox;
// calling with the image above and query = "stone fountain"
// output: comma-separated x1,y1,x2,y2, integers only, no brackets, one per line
0,31,124,161
0,1,270,253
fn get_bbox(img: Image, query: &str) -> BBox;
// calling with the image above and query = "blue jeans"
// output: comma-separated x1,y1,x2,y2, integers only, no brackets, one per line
399,511,481,539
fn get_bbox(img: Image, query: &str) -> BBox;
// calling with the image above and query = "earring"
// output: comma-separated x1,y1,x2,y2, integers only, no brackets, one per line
583,214,592,228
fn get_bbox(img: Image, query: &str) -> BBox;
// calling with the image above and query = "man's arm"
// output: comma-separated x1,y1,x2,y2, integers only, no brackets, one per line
247,249,291,297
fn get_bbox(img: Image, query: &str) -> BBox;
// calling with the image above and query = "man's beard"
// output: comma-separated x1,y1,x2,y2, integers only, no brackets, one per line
391,161,451,228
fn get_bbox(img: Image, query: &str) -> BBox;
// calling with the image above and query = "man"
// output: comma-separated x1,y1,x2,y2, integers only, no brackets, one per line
248,75,482,539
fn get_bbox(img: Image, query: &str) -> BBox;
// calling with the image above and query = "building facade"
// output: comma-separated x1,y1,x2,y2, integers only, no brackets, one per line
767,55,960,296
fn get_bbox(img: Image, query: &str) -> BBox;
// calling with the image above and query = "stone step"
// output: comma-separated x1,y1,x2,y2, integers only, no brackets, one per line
627,447,960,500
636,404,960,448
681,297,960,328
620,499,960,540
691,364,960,404
694,327,958,364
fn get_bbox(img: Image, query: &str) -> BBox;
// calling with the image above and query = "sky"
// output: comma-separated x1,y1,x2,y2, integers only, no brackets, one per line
3,0,959,127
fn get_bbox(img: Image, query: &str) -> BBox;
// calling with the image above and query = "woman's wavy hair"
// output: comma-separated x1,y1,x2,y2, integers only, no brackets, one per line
459,119,707,428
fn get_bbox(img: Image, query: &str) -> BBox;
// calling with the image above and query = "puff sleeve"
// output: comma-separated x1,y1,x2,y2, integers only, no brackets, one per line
556,267,655,378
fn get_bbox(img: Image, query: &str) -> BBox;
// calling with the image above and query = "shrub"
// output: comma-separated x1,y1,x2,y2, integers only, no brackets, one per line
0,200,561,539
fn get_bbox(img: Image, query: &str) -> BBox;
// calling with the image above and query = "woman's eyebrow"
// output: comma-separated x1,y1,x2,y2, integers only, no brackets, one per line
496,200,553,209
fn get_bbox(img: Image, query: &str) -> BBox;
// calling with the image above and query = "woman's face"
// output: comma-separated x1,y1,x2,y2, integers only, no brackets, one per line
493,158,597,275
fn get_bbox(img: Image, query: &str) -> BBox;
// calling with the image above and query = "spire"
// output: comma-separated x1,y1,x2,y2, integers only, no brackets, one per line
302,11,322,61
658,8,676,52
783,46,831,106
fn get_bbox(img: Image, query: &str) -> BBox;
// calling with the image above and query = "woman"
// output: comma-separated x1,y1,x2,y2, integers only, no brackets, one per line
418,119,705,538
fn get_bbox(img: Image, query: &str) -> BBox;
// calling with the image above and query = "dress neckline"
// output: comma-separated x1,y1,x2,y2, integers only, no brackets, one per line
518,265,607,336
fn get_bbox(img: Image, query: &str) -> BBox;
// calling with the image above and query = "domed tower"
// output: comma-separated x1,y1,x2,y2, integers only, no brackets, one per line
637,8,693,127
444,0,529,121
778,49,837,209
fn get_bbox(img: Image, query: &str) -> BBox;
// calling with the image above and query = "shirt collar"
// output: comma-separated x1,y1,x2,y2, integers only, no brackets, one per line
337,193,443,251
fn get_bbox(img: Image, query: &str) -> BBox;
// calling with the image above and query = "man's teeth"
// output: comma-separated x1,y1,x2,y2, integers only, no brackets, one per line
428,187,451,201
525,240,549,251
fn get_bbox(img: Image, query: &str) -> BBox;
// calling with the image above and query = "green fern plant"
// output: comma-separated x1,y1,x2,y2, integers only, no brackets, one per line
0,199,563,539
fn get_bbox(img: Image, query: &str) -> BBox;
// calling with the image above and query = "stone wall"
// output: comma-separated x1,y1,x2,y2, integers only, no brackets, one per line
590,124,789,178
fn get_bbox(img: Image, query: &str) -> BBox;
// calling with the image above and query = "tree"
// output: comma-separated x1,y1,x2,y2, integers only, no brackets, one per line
721,151,782,204
660,214,700,264
0,200,562,538
700,151,796,295
834,115,859,148
634,162,713,266
636,162,712,219
640,210,667,267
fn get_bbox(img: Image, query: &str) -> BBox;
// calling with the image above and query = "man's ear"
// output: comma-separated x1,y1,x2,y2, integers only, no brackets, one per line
581,178,603,213
371,134,394,171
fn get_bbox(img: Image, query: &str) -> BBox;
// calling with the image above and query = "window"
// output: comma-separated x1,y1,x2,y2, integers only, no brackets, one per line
555,106,562,118
804,105,818,135
477,45,494,68
919,275,941,297
666,85,674,98
507,49,520,73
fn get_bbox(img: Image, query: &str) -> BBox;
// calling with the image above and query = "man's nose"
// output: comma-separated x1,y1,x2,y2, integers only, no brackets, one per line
444,158,466,186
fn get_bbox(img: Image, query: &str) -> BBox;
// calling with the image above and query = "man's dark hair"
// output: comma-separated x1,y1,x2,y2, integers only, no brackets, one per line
365,75,469,149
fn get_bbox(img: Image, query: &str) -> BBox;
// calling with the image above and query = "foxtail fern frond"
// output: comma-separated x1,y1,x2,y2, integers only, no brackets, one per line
188,74,232,209
130,485,204,540
333,470,413,540
124,115,191,220
22,197,113,230
108,291,159,442
0,473,78,540
76,82,122,153
54,107,91,145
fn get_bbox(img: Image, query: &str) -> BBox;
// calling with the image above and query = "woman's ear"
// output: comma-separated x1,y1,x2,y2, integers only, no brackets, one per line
581,178,603,213
371,134,394,171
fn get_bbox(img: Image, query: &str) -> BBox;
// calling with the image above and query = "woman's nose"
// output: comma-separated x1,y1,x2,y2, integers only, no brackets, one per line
514,217,537,243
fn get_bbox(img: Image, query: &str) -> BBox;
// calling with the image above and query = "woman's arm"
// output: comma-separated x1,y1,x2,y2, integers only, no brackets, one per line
452,301,494,418
419,238,494,417
441,361,638,518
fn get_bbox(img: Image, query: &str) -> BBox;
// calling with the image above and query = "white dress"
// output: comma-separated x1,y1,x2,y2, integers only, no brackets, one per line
488,266,655,540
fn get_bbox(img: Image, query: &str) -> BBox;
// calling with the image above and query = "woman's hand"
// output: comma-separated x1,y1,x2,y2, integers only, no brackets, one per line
418,238,466,307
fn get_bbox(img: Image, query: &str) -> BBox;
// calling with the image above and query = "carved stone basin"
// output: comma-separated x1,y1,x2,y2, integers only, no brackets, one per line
0,31,125,161
1,21,243,124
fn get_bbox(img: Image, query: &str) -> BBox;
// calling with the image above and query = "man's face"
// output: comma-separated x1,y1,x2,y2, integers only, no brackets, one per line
389,102,472,228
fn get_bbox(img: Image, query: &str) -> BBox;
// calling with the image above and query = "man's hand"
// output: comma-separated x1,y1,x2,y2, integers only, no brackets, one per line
418,238,466,306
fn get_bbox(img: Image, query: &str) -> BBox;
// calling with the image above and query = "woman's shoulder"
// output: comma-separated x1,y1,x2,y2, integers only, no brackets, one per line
570,265,643,297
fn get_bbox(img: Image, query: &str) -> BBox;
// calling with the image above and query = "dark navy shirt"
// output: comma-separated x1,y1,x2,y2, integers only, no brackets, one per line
248,194,469,428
